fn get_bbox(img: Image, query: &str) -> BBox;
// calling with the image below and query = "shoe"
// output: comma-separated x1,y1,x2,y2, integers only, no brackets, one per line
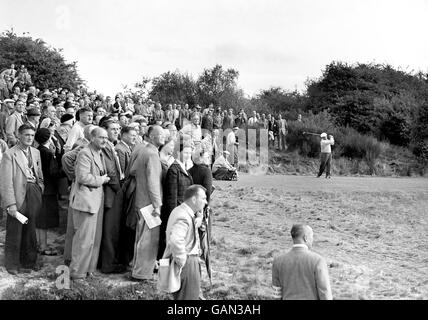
7,269,19,275
326,175,331,179
39,248,59,256
87,272,100,279
316,175,321,178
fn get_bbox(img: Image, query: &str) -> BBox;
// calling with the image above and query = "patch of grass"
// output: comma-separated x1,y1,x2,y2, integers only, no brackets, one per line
2,279,172,300
236,246,257,256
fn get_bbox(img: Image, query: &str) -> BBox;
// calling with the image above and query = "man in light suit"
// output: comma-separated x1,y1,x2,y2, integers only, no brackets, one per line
62,124,96,266
0,124,44,274
162,184,207,300
5,99,26,147
69,127,111,280
272,224,333,300
129,125,165,280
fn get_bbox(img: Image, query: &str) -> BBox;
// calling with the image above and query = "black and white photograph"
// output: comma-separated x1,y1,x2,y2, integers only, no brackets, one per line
0,0,427,306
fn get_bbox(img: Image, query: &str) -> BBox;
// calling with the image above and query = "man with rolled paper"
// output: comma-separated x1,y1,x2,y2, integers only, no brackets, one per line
0,124,44,275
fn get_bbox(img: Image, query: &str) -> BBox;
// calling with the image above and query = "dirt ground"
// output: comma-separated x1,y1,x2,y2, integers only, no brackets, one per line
1,173,427,300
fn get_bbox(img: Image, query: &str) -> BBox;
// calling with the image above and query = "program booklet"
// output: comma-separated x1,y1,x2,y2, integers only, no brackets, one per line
139,204,161,229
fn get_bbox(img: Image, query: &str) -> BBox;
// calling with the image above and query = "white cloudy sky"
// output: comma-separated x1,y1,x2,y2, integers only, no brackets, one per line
1,0,427,97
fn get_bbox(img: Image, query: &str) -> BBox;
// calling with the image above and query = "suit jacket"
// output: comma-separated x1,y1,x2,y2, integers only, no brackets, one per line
0,145,44,210
162,161,193,218
102,141,121,208
162,202,199,267
272,246,333,300
5,112,25,146
129,142,162,209
69,145,106,214
61,144,85,182
115,140,132,175
0,111,10,140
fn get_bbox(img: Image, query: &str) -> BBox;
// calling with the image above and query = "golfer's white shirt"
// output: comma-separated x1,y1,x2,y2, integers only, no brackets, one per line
320,137,334,153
292,244,309,250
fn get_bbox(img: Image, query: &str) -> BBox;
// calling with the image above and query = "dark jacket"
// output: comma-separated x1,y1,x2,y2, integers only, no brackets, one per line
188,163,212,203
102,142,121,208
115,140,132,175
38,144,60,195
201,114,214,132
162,161,193,217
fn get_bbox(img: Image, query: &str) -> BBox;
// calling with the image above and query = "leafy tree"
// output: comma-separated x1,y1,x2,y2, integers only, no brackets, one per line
0,29,84,90
256,86,308,120
196,64,243,108
149,70,197,106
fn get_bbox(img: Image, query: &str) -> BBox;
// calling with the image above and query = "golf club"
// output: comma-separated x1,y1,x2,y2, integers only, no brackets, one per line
302,131,321,136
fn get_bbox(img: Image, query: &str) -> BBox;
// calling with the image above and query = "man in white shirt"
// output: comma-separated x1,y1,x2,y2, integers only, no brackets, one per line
226,126,239,167
180,113,202,147
162,184,207,300
64,107,93,152
317,132,334,178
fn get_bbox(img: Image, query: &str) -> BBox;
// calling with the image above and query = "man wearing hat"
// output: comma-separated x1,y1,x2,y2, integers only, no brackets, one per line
6,99,26,147
25,108,41,131
212,150,237,180
317,133,334,179
0,99,15,141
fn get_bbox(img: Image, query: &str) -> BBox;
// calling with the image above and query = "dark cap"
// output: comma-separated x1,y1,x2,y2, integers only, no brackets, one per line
60,113,74,124
26,107,41,117
35,128,51,145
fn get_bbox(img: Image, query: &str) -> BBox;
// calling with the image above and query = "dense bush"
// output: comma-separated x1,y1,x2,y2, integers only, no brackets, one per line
0,30,84,91
306,62,428,150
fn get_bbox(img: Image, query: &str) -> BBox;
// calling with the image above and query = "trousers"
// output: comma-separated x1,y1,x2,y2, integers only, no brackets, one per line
5,182,42,270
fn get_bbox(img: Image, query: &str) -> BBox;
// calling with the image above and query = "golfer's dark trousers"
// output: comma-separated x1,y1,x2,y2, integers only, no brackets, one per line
173,255,201,300
5,183,42,270
318,152,332,177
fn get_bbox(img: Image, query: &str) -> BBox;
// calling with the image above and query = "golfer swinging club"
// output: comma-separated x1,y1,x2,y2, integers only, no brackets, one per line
317,132,334,178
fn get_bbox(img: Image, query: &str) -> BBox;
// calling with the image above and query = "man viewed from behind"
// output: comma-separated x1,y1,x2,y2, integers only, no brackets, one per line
272,224,333,300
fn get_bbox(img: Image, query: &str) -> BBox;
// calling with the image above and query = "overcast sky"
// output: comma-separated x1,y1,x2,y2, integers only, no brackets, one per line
1,0,427,97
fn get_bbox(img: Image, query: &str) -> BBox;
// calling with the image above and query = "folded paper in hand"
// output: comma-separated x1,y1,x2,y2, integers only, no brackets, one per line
139,204,161,229
15,211,29,224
